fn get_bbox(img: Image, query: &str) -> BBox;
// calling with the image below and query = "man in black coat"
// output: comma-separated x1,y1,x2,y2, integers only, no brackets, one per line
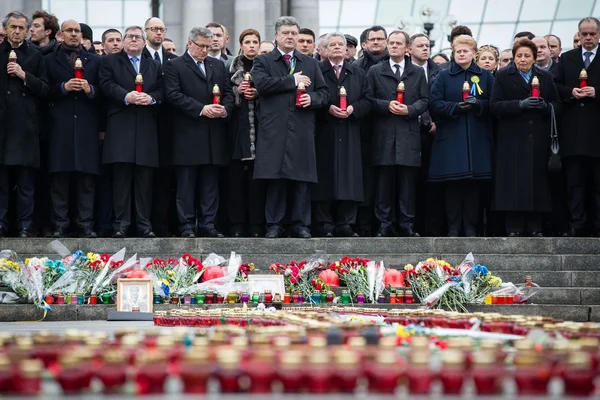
0,11,48,237
367,30,429,237
251,16,329,239
313,32,372,237
99,25,164,238
164,26,233,238
142,17,178,237
44,19,101,238
554,17,600,237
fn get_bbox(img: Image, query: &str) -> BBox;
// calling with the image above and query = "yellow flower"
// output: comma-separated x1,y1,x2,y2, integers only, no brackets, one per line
25,258,30,265
404,264,414,271
161,278,169,286
396,325,410,338
426,258,435,262
167,270,175,276
87,252,99,262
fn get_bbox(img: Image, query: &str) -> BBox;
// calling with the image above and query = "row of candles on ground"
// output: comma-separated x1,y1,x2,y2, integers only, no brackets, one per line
0,327,597,396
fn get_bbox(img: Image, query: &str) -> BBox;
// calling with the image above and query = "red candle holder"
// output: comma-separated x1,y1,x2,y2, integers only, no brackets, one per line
296,82,306,107
180,353,211,394
580,68,588,88
135,353,168,395
277,351,305,393
213,84,221,105
462,81,470,101
74,58,84,79
366,352,403,394
216,349,242,393
439,350,465,395
8,50,16,77
97,351,128,394
246,354,275,394
562,352,595,396
531,76,540,98
472,351,503,395
406,352,433,394
396,81,405,104
0,355,11,393
56,356,90,394
514,353,551,396
339,86,347,111
135,74,143,93
307,352,332,393
15,360,42,396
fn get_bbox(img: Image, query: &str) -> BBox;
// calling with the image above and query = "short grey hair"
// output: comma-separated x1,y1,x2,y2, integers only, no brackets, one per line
324,32,346,47
2,11,30,29
579,17,600,31
189,26,213,41
275,16,299,33
124,25,145,40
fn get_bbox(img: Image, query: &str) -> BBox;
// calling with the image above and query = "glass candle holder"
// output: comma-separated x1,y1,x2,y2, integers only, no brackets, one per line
439,350,465,395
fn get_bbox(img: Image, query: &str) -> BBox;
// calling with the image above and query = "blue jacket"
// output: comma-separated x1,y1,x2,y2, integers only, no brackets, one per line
428,61,494,182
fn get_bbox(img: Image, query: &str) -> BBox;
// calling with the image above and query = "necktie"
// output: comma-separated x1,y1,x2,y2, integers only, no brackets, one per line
394,64,401,79
334,65,341,79
131,56,139,73
154,51,161,63
584,51,593,69
283,54,291,66
197,61,206,78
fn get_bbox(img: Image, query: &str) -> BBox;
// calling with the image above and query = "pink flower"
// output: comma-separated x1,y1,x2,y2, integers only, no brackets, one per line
290,265,299,276
289,276,298,284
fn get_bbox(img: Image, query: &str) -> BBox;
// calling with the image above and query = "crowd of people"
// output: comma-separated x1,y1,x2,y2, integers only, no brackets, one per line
0,9,598,239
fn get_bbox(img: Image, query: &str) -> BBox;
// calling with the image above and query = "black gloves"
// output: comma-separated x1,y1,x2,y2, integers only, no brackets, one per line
464,95,477,105
456,102,472,112
519,97,546,111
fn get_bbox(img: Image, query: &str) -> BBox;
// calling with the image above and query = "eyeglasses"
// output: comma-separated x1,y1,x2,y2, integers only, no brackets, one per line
146,27,167,33
190,39,210,49
125,34,143,41
63,28,81,34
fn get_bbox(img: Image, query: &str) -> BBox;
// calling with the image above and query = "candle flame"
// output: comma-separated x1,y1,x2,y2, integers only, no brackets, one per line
580,68,588,78
462,81,470,91
74,58,83,68
339,86,346,95
297,81,306,90
8,50,16,60
213,84,220,94
531,76,539,86
135,73,143,83
244,72,251,81
397,81,405,91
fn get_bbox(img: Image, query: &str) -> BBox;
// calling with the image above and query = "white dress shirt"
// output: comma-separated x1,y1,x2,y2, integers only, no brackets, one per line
146,45,162,64
389,58,406,76
582,46,598,64
413,60,428,82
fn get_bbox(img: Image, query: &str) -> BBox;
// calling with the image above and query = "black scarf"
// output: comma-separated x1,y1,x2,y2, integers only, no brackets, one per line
28,38,57,56
60,43,83,67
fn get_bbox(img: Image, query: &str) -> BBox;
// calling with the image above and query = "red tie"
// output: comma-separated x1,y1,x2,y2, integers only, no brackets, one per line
334,65,341,79
283,54,291,66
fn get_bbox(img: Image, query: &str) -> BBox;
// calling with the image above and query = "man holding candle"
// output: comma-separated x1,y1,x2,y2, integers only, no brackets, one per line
43,19,101,238
554,17,600,237
251,16,329,238
163,27,233,238
99,25,163,238
313,32,371,237
367,30,429,237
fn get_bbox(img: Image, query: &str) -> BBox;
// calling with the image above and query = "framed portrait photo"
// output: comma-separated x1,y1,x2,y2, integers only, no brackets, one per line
116,278,153,313
247,275,285,296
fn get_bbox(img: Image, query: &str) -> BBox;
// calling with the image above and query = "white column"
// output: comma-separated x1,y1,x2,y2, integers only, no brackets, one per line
289,0,319,31
234,0,265,53
0,0,41,17
181,0,213,46
264,0,282,41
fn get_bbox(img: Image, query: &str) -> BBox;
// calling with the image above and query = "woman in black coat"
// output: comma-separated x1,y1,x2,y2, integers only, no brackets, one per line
227,29,266,237
489,39,561,237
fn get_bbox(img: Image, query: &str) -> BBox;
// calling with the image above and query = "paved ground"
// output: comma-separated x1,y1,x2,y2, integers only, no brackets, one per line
2,320,161,336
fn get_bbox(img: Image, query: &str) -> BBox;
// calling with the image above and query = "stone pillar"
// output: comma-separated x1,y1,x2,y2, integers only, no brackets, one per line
181,0,213,47
0,0,41,17
289,0,319,31
234,0,265,53
162,0,184,52
264,0,282,42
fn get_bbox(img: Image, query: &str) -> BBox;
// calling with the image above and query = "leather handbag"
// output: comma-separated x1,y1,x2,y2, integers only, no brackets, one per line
548,103,561,172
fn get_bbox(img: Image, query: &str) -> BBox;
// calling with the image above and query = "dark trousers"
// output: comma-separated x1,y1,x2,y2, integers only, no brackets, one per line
506,211,542,234
374,165,419,230
265,179,310,228
314,201,357,233
50,172,95,230
416,131,445,236
356,164,375,235
34,139,51,236
176,165,219,233
227,160,265,234
112,163,153,234
564,156,600,231
545,170,570,236
0,166,35,231
445,179,480,235
151,168,176,236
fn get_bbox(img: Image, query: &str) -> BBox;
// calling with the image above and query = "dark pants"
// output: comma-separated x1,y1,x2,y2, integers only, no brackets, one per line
265,179,310,229
314,201,357,233
374,165,419,230
417,131,445,236
151,168,176,236
0,166,35,231
95,163,113,235
545,170,570,236
356,164,375,235
506,211,542,235
227,160,265,234
50,172,95,230
176,165,219,233
445,179,480,235
564,156,600,231
111,163,153,234
34,138,51,236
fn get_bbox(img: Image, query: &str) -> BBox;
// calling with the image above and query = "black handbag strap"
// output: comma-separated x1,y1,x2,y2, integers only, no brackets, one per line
549,103,559,154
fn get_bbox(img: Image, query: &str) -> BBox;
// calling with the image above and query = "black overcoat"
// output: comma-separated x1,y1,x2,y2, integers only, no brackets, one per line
0,40,48,168
366,58,429,167
99,50,164,167
251,49,329,183
490,65,561,212
553,47,600,158
164,52,233,166
312,60,371,202
44,48,101,175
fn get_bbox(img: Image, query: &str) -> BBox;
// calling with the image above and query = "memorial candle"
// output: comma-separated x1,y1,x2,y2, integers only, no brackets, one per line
74,58,84,79
296,81,306,106
531,76,540,98
8,50,16,77
580,68,588,88
462,81,470,101
135,73,143,92
339,86,347,111
212,84,221,104
396,81,405,104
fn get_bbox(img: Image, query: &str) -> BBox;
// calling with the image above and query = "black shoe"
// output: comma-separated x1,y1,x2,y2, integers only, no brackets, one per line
113,230,126,238
322,231,333,238
293,227,311,239
336,227,359,237
97,229,113,238
18,229,33,238
400,226,420,237
141,230,156,238
564,228,587,237
51,228,67,238
80,228,97,238
200,228,224,238
265,226,284,238
508,232,520,237
230,230,244,238
447,230,459,237
356,228,372,237
465,230,478,237
376,227,390,237
530,231,544,237
0,226,6,238
181,230,195,238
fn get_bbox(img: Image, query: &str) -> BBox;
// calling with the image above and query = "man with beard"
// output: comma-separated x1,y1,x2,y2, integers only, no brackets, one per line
0,11,48,237
28,10,59,55
44,19,101,238
205,22,234,69
142,17,176,65
102,29,123,55
296,28,315,56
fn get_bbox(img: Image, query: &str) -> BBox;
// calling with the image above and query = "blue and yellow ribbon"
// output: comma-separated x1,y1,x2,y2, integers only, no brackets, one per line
470,76,483,96
289,58,296,75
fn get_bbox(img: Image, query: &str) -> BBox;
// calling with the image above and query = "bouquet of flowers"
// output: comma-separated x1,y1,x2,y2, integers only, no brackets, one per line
174,253,205,295
269,252,328,301
236,263,255,282
330,256,371,301
0,251,27,300
145,257,178,298
43,259,66,294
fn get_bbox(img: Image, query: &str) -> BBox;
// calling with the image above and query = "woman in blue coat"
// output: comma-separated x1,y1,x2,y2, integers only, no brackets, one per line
429,35,494,237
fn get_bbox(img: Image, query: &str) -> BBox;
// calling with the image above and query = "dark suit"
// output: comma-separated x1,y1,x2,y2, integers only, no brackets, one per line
143,46,178,236
99,50,164,234
367,58,429,234
44,48,102,232
163,52,233,234
0,40,48,233
554,47,600,233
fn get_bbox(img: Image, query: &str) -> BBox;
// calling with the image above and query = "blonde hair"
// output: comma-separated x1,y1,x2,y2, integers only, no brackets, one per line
476,45,499,62
452,34,477,52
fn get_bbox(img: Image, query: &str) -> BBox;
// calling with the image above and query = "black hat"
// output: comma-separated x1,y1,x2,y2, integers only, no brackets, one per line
80,23,93,41
344,34,358,47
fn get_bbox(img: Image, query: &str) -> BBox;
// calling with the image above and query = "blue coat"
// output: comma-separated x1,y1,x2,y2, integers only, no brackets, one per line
428,61,494,182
